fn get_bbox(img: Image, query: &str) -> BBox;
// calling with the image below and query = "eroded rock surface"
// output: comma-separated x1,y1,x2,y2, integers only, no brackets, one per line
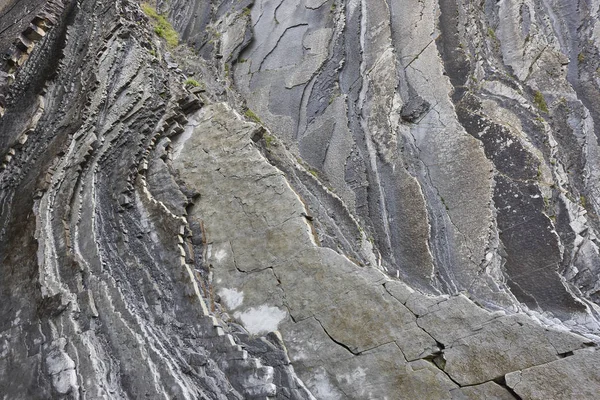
2,0,600,398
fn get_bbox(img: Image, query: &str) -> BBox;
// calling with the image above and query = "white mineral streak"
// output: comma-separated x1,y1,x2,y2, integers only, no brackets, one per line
218,287,244,310
233,305,287,335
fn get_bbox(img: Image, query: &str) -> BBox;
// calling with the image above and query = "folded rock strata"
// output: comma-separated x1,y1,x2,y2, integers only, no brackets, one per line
1,0,600,398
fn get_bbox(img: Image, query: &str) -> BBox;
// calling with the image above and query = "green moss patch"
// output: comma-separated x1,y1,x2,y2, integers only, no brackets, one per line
244,109,261,124
184,78,200,87
533,90,548,113
141,3,179,48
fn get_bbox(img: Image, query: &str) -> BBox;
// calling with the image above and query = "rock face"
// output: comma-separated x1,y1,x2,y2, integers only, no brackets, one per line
2,0,600,398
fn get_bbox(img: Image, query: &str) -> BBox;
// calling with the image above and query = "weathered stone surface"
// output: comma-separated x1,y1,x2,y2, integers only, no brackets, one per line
506,349,600,400
400,94,431,123
417,295,497,343
3,0,600,397
169,97,599,398
441,313,590,385
451,381,516,400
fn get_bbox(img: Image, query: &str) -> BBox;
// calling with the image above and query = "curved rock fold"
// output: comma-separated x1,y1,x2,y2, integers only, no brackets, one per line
1,0,600,398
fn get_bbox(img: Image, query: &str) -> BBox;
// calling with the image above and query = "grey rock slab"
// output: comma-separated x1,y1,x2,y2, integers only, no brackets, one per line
172,103,596,396
400,359,458,400
171,101,441,395
313,282,438,360
442,314,591,386
383,280,415,304
284,322,456,400
505,349,600,400
450,381,516,400
285,28,332,89
416,294,498,344
281,317,355,370
404,291,450,317
400,0,494,291
332,350,459,400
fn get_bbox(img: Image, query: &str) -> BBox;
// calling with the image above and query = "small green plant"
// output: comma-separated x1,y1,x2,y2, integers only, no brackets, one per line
487,27,496,40
578,52,585,63
242,7,251,17
533,90,548,113
264,134,276,148
580,195,587,207
141,3,179,48
206,24,220,37
141,3,159,19
184,78,200,87
244,109,261,123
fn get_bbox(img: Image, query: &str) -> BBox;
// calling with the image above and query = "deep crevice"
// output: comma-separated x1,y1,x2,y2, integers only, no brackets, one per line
494,376,524,400
313,315,359,355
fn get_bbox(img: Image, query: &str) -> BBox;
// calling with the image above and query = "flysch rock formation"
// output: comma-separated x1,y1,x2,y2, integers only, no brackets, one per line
1,0,600,398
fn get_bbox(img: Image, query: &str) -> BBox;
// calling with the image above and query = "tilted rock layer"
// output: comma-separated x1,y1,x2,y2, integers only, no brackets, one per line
1,0,600,398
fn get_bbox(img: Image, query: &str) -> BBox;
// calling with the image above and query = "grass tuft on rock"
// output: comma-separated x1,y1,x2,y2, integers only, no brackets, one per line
141,3,179,48
533,90,548,113
184,78,200,87
264,134,276,148
244,109,261,124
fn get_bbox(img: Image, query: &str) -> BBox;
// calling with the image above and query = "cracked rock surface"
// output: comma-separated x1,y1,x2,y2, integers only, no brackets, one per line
2,0,600,398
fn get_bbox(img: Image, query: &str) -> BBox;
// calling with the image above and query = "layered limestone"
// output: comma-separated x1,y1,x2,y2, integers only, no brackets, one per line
2,0,600,398
170,101,598,398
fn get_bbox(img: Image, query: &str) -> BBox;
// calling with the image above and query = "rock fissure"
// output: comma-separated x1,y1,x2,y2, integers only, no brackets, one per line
312,316,359,356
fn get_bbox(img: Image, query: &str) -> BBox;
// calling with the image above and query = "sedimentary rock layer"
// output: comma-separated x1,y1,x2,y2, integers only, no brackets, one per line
1,0,600,398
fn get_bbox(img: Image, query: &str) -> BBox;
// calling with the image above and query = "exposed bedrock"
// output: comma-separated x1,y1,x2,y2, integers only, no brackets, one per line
1,0,600,398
